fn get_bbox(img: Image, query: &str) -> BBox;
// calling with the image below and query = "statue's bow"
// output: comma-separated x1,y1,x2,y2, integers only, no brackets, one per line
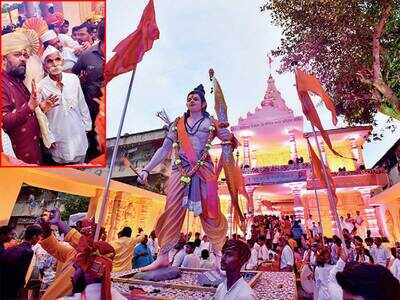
209,68,250,232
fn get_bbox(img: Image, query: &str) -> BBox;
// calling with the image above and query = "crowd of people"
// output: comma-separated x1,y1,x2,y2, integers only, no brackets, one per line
1,208,400,299
1,6,105,165
0,209,254,299
243,213,400,299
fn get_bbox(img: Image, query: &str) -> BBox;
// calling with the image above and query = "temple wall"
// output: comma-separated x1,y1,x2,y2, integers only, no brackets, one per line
325,142,356,171
303,191,365,237
382,205,400,244
371,185,400,245
99,192,210,241
99,192,165,241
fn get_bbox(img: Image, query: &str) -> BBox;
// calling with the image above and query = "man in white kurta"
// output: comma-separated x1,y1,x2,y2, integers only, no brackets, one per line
38,46,91,164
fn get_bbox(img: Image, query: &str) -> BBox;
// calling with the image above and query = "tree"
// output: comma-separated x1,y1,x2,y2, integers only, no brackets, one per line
58,193,90,221
265,0,400,124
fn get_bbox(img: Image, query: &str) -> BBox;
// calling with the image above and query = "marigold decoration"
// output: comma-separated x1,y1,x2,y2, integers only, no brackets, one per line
174,116,217,187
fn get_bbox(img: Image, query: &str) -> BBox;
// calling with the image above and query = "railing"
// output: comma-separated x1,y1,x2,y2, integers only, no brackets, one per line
330,167,387,176
241,162,311,174
307,167,388,189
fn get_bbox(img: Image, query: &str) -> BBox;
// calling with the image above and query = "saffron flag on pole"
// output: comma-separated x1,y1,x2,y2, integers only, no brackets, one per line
104,0,159,84
295,69,352,160
307,139,338,204
295,68,337,125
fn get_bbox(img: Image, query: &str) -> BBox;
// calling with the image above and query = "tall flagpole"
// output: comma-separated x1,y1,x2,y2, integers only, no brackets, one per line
310,124,344,241
306,137,324,243
94,68,137,241
186,211,190,235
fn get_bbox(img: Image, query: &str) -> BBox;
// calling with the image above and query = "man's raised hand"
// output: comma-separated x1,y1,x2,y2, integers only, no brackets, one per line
39,94,59,113
28,79,39,110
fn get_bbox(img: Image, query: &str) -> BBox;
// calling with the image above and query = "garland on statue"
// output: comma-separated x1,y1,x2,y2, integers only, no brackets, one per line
173,116,217,186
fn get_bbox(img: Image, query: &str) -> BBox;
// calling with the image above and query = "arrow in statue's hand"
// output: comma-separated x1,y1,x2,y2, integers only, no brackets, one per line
123,156,147,186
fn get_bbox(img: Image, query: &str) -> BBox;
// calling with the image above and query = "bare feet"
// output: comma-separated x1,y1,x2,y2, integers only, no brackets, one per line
139,253,170,272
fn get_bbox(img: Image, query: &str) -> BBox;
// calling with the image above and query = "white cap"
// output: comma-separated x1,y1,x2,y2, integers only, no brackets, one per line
68,212,87,227
41,45,60,62
40,30,57,43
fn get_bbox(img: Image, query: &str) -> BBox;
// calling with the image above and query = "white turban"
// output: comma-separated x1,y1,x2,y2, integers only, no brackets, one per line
40,30,58,43
41,45,60,63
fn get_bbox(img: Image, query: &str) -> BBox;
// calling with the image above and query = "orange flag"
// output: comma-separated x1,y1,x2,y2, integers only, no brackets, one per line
307,139,338,204
295,69,351,160
104,0,159,84
295,69,337,125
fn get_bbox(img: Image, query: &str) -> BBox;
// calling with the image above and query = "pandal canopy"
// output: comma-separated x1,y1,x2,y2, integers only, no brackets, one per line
0,155,166,239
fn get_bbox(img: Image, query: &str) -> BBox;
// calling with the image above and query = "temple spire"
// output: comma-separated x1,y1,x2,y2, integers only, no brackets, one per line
267,52,273,76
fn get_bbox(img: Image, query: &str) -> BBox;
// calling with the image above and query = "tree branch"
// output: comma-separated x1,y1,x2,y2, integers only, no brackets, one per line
371,1,399,108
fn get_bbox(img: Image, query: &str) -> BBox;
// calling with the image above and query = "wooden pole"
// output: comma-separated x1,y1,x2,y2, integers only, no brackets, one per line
310,124,344,241
306,138,325,243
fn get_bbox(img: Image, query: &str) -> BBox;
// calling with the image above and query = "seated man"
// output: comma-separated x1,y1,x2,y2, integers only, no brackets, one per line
38,46,92,164
214,239,257,299
181,242,200,268
110,227,143,273
133,235,154,269
200,249,214,269
279,236,294,272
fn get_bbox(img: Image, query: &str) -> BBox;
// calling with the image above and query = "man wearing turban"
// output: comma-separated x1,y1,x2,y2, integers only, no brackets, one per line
1,30,45,164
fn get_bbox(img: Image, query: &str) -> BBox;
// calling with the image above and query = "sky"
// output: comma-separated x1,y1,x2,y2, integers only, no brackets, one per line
106,0,400,168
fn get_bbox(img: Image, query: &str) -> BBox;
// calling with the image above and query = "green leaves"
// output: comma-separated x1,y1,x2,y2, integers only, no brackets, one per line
59,193,90,221
265,0,400,125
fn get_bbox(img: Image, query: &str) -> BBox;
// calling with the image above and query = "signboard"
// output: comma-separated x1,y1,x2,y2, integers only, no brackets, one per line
245,169,307,185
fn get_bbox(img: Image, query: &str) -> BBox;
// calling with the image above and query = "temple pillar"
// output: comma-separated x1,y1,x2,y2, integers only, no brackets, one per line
108,191,123,241
254,195,262,216
349,138,364,169
319,141,328,165
87,189,103,218
288,130,298,161
359,189,380,237
374,206,388,238
242,136,251,167
289,183,305,223
251,149,257,168
245,186,256,214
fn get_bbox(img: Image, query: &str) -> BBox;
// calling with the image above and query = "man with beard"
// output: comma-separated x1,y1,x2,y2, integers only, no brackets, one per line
38,46,91,164
1,30,58,164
